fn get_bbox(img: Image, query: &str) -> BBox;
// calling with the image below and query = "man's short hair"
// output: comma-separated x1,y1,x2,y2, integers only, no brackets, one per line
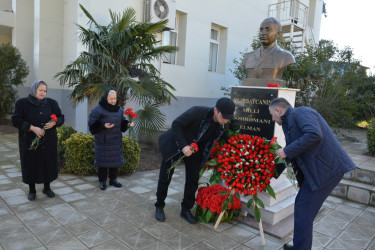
262,17,281,32
269,98,291,109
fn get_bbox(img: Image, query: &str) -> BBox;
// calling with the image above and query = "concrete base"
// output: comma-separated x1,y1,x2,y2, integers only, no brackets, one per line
255,179,297,207
241,193,296,225
239,174,297,225
236,213,294,239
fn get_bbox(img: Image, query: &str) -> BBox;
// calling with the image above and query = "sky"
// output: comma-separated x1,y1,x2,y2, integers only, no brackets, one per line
319,0,375,73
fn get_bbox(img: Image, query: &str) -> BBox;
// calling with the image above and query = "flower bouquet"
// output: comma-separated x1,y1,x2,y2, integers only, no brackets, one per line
124,108,137,139
29,114,58,151
195,184,242,223
167,142,198,177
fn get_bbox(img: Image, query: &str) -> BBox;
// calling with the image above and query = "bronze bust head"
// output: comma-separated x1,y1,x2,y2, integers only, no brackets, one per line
242,17,295,86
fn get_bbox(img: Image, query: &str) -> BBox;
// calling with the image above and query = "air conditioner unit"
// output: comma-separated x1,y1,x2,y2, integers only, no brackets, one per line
144,0,176,30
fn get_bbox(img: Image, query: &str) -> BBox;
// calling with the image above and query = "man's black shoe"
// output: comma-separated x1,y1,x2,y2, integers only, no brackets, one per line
99,181,106,190
155,207,165,222
42,189,55,197
28,192,36,201
180,209,196,224
283,243,293,250
109,179,122,188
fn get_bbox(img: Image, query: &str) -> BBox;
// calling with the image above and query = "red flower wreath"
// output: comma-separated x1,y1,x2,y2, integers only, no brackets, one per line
218,134,276,196
204,133,283,222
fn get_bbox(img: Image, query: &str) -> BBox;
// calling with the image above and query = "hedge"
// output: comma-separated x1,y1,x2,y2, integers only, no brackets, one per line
57,125,77,169
63,133,140,175
367,119,375,156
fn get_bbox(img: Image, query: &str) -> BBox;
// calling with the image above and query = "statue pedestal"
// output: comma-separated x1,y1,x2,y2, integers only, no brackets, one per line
230,86,299,237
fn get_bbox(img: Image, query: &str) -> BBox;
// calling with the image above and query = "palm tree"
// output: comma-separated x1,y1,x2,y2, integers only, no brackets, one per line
55,4,177,136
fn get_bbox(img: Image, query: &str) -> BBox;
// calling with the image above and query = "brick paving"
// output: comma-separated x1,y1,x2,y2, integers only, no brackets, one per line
0,132,374,249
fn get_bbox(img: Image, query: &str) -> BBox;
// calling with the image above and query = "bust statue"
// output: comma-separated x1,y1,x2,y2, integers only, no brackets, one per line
242,17,295,86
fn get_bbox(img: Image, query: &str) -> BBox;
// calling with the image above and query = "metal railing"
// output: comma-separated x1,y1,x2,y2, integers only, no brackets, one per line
268,0,317,52
268,0,309,29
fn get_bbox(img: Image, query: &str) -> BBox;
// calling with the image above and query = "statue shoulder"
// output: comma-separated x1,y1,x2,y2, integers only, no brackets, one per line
242,49,260,66
244,49,259,58
275,47,296,64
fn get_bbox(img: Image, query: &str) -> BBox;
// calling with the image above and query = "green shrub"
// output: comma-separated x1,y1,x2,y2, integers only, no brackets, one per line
57,125,77,169
63,133,140,175
367,119,375,156
63,133,96,175
119,136,141,175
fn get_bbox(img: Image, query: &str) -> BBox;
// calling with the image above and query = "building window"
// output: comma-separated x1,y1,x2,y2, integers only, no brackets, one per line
208,28,219,72
162,30,177,64
208,23,228,74
162,12,187,66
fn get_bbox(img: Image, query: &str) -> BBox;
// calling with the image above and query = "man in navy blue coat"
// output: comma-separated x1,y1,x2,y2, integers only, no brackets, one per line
155,97,235,224
269,98,356,250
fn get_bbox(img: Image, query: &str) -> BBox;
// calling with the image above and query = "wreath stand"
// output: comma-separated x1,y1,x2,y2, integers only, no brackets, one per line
213,191,266,246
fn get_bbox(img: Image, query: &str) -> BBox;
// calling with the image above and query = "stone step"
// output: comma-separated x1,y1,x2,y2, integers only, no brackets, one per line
333,164,375,207
331,178,375,206
253,180,297,207
240,194,296,226
344,166,375,185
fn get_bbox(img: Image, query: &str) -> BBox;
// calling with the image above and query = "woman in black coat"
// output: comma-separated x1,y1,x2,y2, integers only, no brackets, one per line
12,80,64,201
88,90,130,190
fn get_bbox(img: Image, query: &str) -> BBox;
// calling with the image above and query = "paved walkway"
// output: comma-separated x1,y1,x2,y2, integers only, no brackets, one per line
0,132,374,250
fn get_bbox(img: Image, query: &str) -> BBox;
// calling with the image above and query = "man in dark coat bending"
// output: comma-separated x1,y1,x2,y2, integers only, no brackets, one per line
269,98,356,250
155,97,235,224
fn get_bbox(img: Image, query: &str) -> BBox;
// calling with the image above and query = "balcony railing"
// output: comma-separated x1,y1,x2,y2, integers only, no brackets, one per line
268,0,308,29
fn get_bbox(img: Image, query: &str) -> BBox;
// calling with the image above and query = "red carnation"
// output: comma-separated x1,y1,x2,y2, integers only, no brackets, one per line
29,113,58,151
167,142,199,176
50,114,58,122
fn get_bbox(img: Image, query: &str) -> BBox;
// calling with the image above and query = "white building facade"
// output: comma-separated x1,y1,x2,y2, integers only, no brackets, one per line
0,0,323,132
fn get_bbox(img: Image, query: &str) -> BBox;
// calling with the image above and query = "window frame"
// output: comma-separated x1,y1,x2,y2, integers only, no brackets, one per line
208,27,220,72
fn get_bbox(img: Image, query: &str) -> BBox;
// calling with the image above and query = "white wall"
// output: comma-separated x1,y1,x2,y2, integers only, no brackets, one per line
308,0,323,41
78,0,143,23
13,0,34,87
0,0,12,10
33,0,64,89
160,0,270,98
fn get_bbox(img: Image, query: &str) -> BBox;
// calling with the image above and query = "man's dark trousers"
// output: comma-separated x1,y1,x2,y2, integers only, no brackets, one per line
155,152,202,210
293,175,343,249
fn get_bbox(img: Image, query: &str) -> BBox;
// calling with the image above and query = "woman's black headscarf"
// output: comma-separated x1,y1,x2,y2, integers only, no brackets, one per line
99,89,120,112
28,80,47,106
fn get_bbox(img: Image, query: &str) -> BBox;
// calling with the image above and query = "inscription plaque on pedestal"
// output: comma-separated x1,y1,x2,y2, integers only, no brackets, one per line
231,87,277,139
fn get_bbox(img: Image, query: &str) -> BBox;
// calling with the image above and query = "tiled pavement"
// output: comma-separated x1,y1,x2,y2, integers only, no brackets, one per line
0,132,374,250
